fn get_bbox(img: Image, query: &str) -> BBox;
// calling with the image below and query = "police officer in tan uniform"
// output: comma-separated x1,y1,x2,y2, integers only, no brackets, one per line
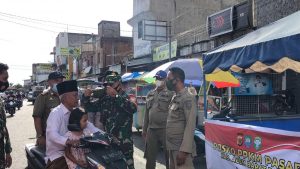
143,70,173,169
32,71,65,148
165,67,196,169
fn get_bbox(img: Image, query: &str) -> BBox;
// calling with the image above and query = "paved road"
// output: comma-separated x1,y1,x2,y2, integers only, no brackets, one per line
6,101,206,169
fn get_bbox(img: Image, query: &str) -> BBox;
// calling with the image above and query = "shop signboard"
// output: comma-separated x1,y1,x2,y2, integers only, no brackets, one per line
207,7,233,38
233,73,272,95
60,47,81,58
205,120,300,169
153,41,177,62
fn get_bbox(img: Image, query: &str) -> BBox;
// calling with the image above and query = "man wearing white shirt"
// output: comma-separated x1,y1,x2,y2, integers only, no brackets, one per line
45,80,100,169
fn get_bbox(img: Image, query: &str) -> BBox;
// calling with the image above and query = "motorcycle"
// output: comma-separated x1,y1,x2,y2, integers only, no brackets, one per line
211,106,236,122
5,96,17,116
80,131,128,169
194,99,235,157
194,125,205,157
273,90,296,116
25,131,128,169
16,95,23,110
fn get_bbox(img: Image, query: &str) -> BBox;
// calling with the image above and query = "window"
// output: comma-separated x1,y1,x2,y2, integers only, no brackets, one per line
138,21,143,39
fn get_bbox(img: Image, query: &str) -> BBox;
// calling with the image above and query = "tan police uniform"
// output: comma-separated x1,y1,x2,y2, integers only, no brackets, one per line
143,87,173,169
33,89,60,139
166,88,196,169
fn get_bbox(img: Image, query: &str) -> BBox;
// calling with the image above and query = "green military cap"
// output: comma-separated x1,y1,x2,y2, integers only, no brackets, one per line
104,74,121,85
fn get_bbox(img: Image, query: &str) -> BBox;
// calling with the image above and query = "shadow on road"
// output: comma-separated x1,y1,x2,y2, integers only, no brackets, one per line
133,131,206,169
132,131,167,166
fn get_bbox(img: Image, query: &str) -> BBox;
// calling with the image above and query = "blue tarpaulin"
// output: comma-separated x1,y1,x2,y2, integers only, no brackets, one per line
121,72,143,82
203,11,300,74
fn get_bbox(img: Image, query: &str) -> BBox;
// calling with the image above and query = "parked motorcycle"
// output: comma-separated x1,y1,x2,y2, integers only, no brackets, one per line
194,126,205,156
273,90,296,116
5,96,17,116
212,106,236,122
25,131,128,169
194,99,235,157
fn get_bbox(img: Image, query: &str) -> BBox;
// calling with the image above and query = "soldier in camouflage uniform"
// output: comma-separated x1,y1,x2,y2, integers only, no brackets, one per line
82,86,104,130
0,63,12,169
83,73,137,169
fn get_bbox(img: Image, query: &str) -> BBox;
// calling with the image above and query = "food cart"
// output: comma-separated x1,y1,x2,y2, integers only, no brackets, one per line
202,11,300,169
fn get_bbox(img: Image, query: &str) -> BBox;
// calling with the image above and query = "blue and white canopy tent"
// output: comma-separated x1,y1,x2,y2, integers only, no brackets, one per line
121,72,144,82
202,11,300,130
204,11,300,74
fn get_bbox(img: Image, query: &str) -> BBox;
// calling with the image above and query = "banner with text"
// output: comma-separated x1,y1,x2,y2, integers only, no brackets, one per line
153,41,177,62
205,120,300,169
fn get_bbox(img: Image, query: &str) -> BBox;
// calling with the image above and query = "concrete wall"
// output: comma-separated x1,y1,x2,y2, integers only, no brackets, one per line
98,21,120,38
67,33,93,47
101,37,133,68
255,0,300,28
133,0,150,16
214,0,300,47
172,0,244,47
129,0,175,58
55,32,93,66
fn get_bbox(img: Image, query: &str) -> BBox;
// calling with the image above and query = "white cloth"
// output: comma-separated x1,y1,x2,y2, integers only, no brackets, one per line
45,103,100,162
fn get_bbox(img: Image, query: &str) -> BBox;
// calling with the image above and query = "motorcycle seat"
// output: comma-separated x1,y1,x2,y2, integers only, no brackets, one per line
25,143,46,166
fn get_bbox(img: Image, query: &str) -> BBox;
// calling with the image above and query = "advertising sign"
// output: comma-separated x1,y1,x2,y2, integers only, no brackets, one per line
207,7,233,38
60,47,81,58
205,120,300,169
234,73,272,95
153,41,177,62
34,63,54,75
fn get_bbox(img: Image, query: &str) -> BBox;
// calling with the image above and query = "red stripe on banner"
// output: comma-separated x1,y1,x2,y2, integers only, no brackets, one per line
205,122,300,153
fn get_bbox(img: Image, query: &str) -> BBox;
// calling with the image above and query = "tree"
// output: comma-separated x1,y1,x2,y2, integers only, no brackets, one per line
14,84,23,89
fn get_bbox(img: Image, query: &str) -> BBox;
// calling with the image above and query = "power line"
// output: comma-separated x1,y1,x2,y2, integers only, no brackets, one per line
0,11,96,29
0,11,134,33
0,17,58,33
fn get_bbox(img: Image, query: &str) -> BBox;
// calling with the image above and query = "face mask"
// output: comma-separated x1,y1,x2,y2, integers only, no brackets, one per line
0,81,9,92
166,79,176,91
52,83,58,93
155,80,164,88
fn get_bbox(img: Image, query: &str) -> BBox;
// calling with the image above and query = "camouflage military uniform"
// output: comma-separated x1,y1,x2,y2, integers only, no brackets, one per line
82,93,104,129
0,97,12,169
89,82,137,169
33,89,60,138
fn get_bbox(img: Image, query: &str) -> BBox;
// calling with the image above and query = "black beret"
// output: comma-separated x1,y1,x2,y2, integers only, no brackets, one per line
57,80,78,96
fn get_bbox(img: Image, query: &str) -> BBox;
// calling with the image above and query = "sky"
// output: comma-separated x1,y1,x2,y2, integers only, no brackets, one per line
0,0,133,85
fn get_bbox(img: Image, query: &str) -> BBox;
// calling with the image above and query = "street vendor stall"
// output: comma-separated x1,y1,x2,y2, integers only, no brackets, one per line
121,72,147,131
203,11,300,169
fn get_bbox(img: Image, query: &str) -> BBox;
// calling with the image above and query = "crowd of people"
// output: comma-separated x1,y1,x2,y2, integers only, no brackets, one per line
0,61,197,169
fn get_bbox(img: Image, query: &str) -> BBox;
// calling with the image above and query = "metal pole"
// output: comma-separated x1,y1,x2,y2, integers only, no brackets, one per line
203,74,207,119
77,58,80,79
168,21,172,61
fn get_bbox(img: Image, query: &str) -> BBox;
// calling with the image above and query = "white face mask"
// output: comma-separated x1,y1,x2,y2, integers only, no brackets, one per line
155,80,164,88
52,83,58,93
